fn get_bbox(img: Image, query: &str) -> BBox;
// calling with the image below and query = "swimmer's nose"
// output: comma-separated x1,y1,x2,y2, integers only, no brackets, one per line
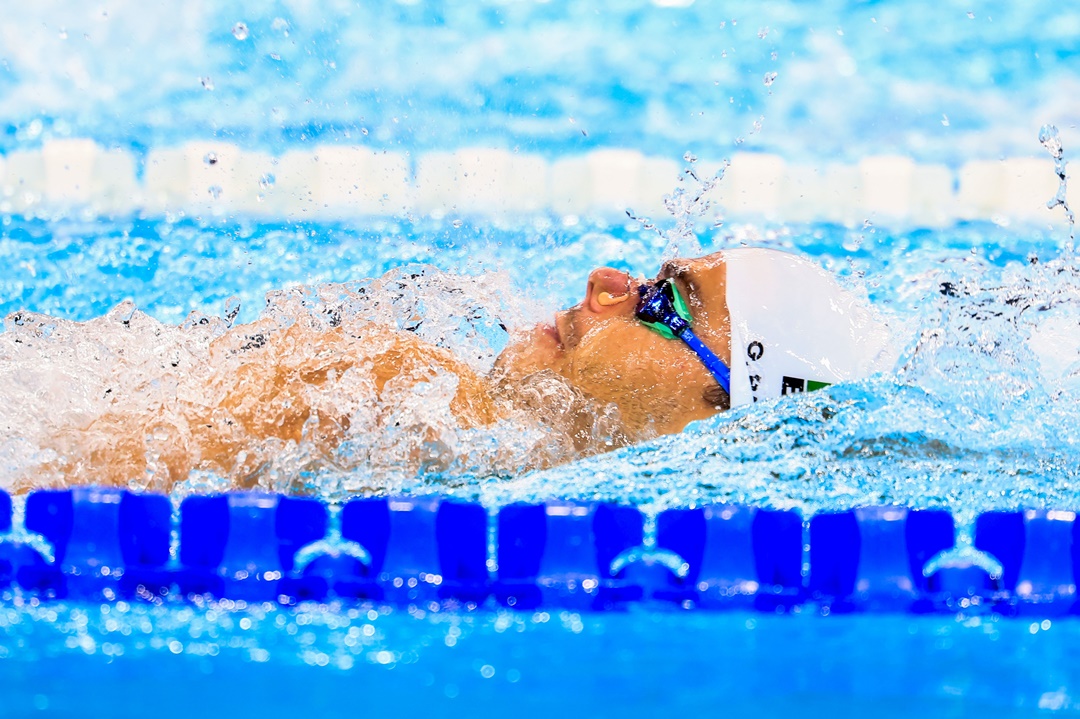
584,267,637,316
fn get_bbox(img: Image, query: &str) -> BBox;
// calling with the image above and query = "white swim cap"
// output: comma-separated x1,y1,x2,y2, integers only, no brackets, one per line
724,248,898,407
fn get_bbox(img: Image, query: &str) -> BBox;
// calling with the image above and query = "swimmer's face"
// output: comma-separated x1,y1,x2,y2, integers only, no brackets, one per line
494,254,732,438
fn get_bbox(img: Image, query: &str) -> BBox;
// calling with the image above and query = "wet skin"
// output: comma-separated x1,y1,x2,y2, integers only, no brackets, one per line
494,251,733,439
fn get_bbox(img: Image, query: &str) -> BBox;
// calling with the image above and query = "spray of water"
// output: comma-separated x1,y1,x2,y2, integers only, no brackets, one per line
0,266,632,499
1040,124,1075,250
625,152,727,260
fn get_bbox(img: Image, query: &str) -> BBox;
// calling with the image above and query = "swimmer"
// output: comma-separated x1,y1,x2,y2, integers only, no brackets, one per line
6,248,894,492
495,247,895,438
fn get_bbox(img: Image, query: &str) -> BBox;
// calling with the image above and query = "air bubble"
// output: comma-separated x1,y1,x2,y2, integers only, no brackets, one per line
232,22,249,40
941,114,950,127
763,72,778,87
204,152,218,166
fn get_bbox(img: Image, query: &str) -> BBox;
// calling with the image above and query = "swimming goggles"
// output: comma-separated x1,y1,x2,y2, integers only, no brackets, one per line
635,279,731,394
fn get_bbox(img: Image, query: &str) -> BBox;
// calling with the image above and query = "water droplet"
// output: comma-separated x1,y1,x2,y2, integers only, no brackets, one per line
842,234,863,252
208,186,222,200
223,297,241,326
941,114,950,127
200,77,215,91
361,127,369,136
271,17,290,36
966,11,975,19
259,173,276,189
58,28,68,40
232,22,249,40
757,27,769,39
204,152,218,166
451,219,463,228
1039,124,1062,159
683,151,697,163
763,71,778,87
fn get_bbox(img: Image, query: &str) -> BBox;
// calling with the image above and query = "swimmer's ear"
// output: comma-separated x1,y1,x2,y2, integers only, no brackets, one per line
585,267,635,315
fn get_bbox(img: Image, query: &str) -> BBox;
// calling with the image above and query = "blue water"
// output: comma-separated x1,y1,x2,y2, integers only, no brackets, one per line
4,0,1080,715
2,603,1079,718
3,0,1078,163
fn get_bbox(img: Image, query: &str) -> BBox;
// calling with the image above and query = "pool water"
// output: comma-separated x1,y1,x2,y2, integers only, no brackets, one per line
4,0,1080,716
3,603,1080,718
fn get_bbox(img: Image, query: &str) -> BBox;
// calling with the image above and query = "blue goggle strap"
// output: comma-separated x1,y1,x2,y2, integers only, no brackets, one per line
677,327,731,395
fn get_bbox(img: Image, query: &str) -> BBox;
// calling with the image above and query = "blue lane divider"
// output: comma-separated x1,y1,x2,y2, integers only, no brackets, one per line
808,507,956,612
0,487,1077,614
329,497,488,604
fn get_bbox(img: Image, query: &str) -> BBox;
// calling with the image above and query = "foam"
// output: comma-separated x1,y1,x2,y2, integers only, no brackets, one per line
957,160,1007,222
859,155,916,221
586,149,646,214
317,146,412,218
4,139,1075,227
549,155,593,217
41,139,99,206
1001,158,1062,220
725,152,785,219
1,150,46,213
93,149,140,215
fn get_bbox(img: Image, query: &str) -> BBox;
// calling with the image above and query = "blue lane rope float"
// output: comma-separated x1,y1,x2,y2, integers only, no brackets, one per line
0,487,1076,615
